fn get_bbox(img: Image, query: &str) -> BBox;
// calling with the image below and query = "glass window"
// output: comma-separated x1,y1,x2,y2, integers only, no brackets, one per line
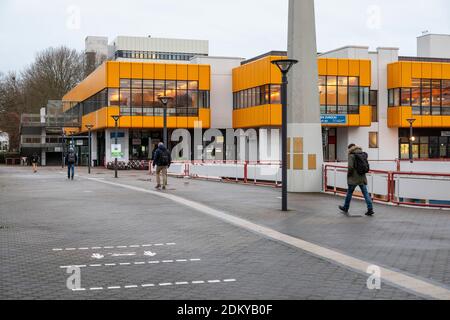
349,77,359,86
255,86,261,106
360,87,369,105
432,80,441,115
338,86,347,106
188,81,198,90
348,87,359,106
411,87,421,107
319,85,326,106
338,105,348,114
442,80,450,114
388,89,394,107
270,85,281,104
370,90,378,122
393,88,400,106
338,77,348,86
120,79,131,88
327,86,337,107
369,132,378,148
327,76,337,86
108,88,120,106
188,91,198,108
177,81,188,90
401,88,411,106
119,88,131,115
318,76,326,86
176,89,188,109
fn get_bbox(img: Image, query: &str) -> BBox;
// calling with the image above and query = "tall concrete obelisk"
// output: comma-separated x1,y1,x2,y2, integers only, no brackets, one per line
287,0,324,192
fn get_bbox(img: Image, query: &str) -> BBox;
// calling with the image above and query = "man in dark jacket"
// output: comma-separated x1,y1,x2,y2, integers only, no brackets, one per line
65,148,78,180
339,144,375,216
152,143,172,190
31,153,39,173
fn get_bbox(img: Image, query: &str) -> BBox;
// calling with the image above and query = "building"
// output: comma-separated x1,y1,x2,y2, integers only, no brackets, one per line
0,132,9,152
85,35,209,65
62,33,450,166
20,101,82,166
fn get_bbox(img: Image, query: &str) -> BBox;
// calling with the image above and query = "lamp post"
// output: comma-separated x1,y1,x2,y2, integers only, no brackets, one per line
157,96,173,147
271,59,299,212
85,125,94,174
111,115,122,178
61,132,66,169
407,118,416,163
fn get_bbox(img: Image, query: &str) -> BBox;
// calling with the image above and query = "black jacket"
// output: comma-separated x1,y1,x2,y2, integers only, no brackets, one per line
153,145,171,167
65,152,78,165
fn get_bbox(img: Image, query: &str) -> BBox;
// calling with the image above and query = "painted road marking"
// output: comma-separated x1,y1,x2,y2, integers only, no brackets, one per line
88,177,450,301
72,279,235,292
60,258,201,269
52,243,176,252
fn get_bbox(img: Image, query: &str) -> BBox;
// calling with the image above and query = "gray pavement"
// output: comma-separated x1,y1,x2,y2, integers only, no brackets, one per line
1,165,446,300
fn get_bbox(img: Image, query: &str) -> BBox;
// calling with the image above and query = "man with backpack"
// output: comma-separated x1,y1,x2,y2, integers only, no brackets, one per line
31,153,39,173
339,144,375,217
152,143,172,190
65,148,78,180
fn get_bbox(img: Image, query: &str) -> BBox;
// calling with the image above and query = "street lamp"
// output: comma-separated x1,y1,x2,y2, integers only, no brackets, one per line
111,115,122,178
85,125,94,174
272,59,298,212
61,132,66,169
157,96,174,147
407,119,416,163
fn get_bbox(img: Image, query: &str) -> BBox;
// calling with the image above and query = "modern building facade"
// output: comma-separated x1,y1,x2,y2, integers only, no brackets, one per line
63,33,450,166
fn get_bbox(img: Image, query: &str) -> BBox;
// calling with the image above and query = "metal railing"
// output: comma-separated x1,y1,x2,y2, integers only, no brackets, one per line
324,164,450,209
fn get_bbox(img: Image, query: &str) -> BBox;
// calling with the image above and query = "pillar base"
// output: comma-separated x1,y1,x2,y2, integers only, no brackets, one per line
287,123,324,193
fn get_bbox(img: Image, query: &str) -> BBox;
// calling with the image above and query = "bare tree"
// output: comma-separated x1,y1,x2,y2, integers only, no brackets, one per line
21,46,85,110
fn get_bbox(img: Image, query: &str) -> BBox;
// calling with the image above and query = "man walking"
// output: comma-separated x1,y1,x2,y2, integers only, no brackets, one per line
339,144,375,217
31,153,39,173
65,148,78,180
152,143,171,190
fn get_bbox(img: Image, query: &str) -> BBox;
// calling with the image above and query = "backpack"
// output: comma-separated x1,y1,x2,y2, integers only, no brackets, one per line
159,150,170,166
353,152,370,175
68,153,76,164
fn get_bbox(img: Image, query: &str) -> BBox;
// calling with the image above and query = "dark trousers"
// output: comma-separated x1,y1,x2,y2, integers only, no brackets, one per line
67,163,75,179
344,185,373,210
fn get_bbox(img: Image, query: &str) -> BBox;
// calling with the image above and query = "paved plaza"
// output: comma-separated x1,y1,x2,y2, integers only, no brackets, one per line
1,166,450,300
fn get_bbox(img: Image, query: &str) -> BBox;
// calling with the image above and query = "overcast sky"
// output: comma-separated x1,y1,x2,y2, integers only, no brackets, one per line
0,0,449,73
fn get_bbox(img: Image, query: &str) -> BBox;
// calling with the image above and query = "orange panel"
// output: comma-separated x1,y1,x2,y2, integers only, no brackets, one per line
432,116,442,128
143,63,154,79
142,116,155,128
318,59,327,76
177,116,188,129
131,63,143,79
401,62,412,88
106,62,120,88
359,106,372,127
199,109,210,128
442,116,450,127
188,64,199,81
199,66,210,90
411,62,422,79
177,64,188,80
442,63,450,80
338,59,349,76
327,59,338,76
392,63,400,88
154,64,166,79
166,64,177,80
359,60,371,87
119,116,132,128
400,107,413,128
422,63,432,79
421,115,432,127
154,117,163,128
167,117,177,128
120,62,131,79
432,63,442,79
348,114,359,127
387,64,394,89
132,116,143,129
63,62,108,102
271,104,282,126
349,60,360,77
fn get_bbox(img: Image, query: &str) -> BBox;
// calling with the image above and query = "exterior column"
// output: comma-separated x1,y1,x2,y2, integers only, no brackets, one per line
287,0,324,192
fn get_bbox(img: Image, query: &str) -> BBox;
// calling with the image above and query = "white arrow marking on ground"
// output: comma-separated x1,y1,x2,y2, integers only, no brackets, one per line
144,251,157,257
91,253,104,260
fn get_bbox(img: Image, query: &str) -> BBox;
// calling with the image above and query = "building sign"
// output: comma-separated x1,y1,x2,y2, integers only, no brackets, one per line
110,132,125,139
132,139,142,145
76,140,84,146
111,144,124,158
442,131,450,137
320,115,347,125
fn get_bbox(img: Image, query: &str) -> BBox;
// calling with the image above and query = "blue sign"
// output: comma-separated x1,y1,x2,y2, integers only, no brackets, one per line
110,132,125,139
321,115,347,125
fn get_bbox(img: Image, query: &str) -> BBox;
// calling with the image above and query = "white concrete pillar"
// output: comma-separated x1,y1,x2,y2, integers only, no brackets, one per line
91,131,98,166
287,0,324,192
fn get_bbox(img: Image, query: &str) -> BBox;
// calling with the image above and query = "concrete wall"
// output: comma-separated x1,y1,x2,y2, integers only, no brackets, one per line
418,34,450,59
112,36,209,55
